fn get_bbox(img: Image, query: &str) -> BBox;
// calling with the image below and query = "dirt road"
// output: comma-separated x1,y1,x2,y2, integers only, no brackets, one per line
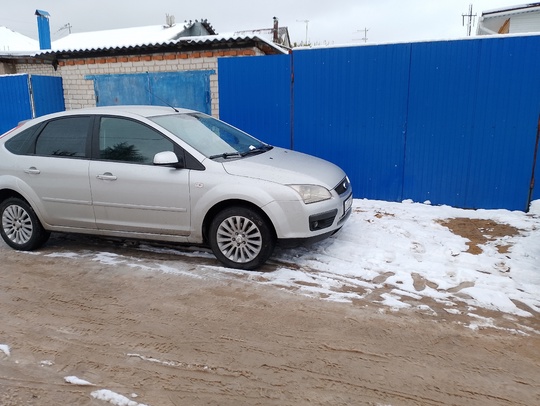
1,235,539,406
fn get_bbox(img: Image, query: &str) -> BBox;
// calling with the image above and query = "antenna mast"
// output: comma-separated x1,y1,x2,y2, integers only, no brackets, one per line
296,19,309,45
462,4,477,36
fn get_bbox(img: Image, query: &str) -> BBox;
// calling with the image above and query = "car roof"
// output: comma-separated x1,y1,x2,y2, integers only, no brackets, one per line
2,105,199,138
62,105,196,117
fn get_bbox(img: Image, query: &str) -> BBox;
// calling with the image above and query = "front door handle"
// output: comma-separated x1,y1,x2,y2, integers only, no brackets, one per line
96,172,117,181
24,167,41,175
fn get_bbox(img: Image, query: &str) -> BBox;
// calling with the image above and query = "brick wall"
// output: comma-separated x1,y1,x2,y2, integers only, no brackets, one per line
15,47,262,117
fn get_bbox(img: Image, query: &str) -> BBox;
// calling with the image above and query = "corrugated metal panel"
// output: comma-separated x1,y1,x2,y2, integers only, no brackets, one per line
218,54,291,148
405,36,540,210
216,35,540,210
90,71,214,114
30,75,65,117
0,74,32,134
293,45,411,201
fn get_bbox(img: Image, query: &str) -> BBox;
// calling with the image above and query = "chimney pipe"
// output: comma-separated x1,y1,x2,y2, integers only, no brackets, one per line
273,17,279,43
35,10,52,49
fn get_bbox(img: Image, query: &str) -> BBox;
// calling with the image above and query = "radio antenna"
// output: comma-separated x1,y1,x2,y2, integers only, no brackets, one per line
145,73,179,112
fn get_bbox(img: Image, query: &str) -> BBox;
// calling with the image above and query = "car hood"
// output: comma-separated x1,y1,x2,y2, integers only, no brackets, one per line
222,147,345,189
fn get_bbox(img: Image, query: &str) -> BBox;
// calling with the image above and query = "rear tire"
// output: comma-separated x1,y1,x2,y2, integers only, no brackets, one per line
209,206,275,270
0,198,50,251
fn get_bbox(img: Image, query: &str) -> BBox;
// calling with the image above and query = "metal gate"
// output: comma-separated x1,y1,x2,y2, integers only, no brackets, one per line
0,74,64,134
89,70,214,114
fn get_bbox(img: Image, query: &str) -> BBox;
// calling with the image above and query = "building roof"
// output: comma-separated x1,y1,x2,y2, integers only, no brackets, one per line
477,2,540,35
0,26,39,53
481,2,540,16
51,20,216,52
0,18,288,62
234,27,291,48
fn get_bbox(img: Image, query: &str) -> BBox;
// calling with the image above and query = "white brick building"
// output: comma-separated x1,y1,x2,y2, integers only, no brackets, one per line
1,23,286,117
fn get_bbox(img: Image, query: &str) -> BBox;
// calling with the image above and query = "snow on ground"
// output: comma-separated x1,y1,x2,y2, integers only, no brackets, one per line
28,199,540,325
1,199,539,405
269,199,540,316
38,198,540,327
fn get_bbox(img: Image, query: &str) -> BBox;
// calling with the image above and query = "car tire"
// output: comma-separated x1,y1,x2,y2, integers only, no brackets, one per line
209,206,275,270
0,197,50,251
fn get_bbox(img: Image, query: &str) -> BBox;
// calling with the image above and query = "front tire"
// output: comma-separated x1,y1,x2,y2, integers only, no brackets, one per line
0,198,50,251
209,206,275,270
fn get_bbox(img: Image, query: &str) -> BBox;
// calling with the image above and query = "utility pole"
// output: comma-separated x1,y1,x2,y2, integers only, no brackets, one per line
358,27,369,43
297,19,309,45
462,4,476,36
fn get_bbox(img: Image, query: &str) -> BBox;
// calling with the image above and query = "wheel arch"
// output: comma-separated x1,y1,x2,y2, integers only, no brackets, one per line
201,199,277,245
0,189,29,205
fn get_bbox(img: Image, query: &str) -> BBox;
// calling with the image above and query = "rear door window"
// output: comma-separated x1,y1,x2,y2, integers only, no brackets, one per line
34,117,92,158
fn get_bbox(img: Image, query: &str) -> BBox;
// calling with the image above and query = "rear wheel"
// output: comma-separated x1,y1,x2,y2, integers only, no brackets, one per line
209,206,275,270
0,198,50,251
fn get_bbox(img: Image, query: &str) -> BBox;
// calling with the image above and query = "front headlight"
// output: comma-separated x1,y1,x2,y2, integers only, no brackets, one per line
289,184,332,204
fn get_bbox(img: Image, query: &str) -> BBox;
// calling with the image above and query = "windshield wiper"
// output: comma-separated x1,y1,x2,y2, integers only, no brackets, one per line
209,152,242,160
241,145,274,157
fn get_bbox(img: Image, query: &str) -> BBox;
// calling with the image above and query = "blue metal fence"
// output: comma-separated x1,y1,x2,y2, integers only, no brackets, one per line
30,75,65,117
219,55,291,148
0,74,32,134
0,74,64,134
218,35,540,211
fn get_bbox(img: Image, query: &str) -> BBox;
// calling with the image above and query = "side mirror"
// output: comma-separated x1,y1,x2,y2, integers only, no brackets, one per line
153,151,181,167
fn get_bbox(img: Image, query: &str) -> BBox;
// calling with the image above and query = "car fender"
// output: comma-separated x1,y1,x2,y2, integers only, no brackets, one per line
188,172,301,240
0,175,50,226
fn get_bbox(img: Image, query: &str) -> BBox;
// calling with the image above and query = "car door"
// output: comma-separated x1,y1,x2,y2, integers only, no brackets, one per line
10,116,96,229
89,116,191,235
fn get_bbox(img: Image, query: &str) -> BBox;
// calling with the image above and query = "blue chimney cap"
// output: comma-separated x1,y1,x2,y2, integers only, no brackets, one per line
35,10,50,17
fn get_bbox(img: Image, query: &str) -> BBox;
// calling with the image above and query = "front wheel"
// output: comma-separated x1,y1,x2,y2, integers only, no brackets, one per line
0,198,50,251
209,206,276,270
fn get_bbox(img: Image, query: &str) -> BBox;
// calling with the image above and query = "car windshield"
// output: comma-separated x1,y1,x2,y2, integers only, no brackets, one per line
150,113,271,159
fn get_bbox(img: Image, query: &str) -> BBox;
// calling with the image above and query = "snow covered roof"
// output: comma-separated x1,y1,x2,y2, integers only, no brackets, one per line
234,27,291,48
39,21,287,57
0,26,39,53
51,21,214,52
0,20,287,60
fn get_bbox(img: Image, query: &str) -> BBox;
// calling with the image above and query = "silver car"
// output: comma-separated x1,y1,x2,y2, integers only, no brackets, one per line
0,106,352,269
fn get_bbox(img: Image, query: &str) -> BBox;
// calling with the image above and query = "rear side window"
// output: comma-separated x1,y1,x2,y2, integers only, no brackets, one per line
35,117,91,158
4,125,40,155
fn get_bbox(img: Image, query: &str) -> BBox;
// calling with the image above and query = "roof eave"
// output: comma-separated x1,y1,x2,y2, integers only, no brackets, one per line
31,35,286,61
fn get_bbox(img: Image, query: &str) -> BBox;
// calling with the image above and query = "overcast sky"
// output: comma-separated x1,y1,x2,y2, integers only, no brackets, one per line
0,0,521,45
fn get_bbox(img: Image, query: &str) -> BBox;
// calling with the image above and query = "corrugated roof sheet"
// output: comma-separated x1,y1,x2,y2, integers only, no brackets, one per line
35,33,287,57
51,24,189,51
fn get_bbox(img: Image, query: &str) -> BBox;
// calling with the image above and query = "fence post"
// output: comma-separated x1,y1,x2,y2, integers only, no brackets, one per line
527,114,540,212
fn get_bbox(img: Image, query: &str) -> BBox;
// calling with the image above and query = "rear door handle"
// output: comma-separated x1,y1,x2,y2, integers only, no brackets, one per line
24,167,41,175
96,172,117,181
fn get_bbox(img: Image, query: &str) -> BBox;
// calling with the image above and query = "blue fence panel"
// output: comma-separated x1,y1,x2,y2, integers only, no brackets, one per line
216,35,540,211
405,36,540,210
293,45,411,201
0,74,32,134
91,71,214,114
218,54,291,148
30,75,65,117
